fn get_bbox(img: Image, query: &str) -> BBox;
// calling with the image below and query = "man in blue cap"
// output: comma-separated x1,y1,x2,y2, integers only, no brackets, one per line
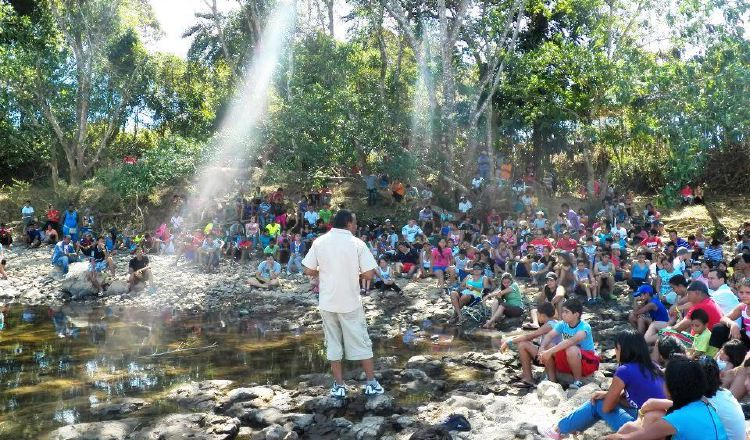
629,284,670,344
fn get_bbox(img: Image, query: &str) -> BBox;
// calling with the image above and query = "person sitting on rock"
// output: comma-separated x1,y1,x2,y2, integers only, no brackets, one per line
199,234,223,273
25,222,42,248
525,272,567,330
0,223,13,247
629,284,670,344
449,264,491,325
247,254,281,290
43,223,59,245
482,272,525,328
394,242,419,280
0,257,7,280
87,237,115,294
499,302,559,388
127,247,151,292
51,235,79,275
372,257,402,294
79,232,95,255
536,298,600,389
539,330,665,439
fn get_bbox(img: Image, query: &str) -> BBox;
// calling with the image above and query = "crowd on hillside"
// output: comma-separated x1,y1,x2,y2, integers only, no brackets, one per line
1,175,747,439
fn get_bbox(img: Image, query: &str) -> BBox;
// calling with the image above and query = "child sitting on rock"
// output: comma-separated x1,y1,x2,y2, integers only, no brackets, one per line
500,302,559,388
537,298,599,389
628,284,669,344
689,308,717,358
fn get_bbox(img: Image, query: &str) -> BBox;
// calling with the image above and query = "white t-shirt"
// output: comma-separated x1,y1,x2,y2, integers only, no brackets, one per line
707,388,745,440
21,206,34,218
302,228,377,313
472,177,484,189
710,284,740,316
458,200,472,213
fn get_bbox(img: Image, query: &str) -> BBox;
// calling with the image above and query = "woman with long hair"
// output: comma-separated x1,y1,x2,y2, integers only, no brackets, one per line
539,330,666,438
604,357,727,440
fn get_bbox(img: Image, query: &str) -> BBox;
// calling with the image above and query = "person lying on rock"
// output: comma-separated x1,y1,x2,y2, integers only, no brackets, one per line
247,254,281,290
499,302,559,388
536,298,599,389
127,247,152,293
538,330,665,439
51,235,79,275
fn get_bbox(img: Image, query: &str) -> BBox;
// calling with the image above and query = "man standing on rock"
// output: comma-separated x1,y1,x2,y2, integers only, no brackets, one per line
302,209,384,398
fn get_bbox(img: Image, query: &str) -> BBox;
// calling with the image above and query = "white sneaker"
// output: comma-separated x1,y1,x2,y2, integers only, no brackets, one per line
329,383,347,399
364,380,384,396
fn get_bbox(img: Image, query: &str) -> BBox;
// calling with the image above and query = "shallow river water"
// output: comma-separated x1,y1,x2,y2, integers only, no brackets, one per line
0,303,495,438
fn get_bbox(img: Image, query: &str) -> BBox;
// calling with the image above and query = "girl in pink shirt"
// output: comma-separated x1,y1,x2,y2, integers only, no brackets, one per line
431,239,454,291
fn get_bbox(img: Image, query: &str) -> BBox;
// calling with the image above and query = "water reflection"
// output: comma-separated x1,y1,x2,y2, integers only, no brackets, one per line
0,304,495,439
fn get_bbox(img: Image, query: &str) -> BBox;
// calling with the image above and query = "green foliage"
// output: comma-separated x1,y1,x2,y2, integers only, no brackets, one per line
94,135,206,198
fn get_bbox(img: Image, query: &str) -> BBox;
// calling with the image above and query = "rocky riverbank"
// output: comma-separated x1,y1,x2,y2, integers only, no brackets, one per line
3,246,638,439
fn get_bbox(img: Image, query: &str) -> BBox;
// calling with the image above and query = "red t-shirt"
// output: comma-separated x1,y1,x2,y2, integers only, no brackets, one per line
640,236,662,251
556,237,578,252
530,237,554,254
46,209,60,222
688,297,723,331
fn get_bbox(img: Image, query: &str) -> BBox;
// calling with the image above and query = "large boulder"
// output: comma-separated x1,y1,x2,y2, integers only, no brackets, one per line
166,380,234,411
47,418,143,440
130,413,240,440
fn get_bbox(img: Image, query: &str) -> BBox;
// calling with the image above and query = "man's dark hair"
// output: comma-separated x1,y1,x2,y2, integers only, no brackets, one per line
668,274,688,288
409,426,452,440
538,302,555,319
709,268,726,283
562,298,583,316
722,339,748,367
331,210,354,229
665,357,707,410
690,308,709,325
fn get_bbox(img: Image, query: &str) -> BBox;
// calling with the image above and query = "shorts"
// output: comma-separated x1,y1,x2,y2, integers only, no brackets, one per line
460,291,482,306
401,262,414,273
657,328,693,348
432,266,447,272
554,349,599,377
90,261,108,272
320,307,373,361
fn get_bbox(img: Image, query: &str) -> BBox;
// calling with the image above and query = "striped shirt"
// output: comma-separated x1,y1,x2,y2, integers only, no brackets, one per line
704,246,724,262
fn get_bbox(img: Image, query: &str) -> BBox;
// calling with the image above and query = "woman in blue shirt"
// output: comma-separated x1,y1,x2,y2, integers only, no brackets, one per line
603,356,726,440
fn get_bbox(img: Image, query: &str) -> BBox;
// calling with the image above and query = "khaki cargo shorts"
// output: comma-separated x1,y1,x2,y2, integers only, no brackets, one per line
319,306,373,361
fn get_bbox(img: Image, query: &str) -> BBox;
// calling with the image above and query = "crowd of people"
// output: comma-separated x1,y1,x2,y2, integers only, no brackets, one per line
2,175,749,439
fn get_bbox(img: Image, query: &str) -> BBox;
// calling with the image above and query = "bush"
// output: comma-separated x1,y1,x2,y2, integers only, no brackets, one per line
95,135,206,199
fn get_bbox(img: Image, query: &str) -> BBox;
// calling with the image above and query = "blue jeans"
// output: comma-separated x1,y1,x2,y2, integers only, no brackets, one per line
558,399,637,434
52,255,79,274
287,255,303,273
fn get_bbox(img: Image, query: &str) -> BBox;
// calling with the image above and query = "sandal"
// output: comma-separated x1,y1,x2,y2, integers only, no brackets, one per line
513,380,536,389
522,322,540,330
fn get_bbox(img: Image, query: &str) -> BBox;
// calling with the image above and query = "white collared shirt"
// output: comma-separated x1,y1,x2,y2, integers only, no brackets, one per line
302,228,377,313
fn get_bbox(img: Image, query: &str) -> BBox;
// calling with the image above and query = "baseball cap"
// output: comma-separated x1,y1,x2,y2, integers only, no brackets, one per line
633,284,654,297
676,247,689,256
545,272,558,280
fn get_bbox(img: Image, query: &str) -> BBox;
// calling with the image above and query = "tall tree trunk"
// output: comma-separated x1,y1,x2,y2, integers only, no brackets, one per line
376,6,388,103
437,0,457,161
486,97,495,182
49,161,60,192
325,0,334,36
